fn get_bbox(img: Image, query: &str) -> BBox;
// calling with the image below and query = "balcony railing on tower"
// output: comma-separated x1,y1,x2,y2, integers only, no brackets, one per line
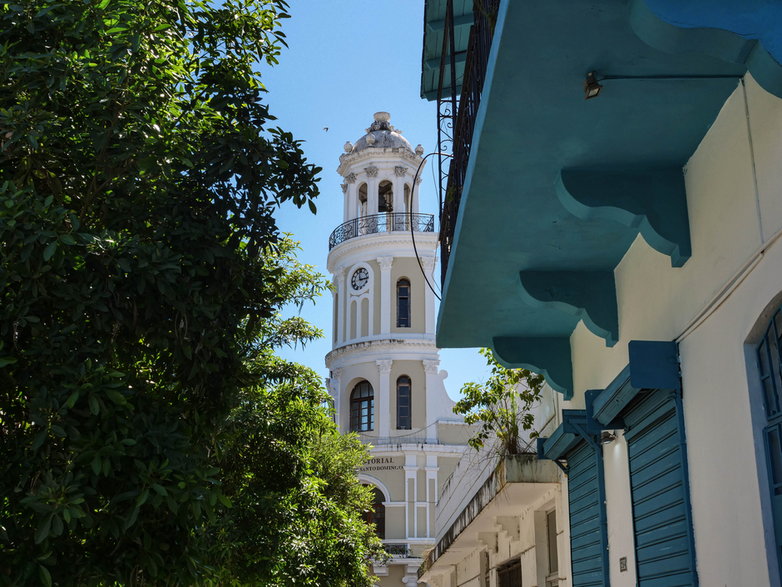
435,0,499,285
329,212,435,250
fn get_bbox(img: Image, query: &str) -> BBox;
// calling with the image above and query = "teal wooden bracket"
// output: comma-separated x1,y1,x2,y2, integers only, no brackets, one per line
629,0,782,99
536,438,569,474
492,336,573,399
628,340,680,390
519,270,618,346
590,340,680,426
556,167,691,267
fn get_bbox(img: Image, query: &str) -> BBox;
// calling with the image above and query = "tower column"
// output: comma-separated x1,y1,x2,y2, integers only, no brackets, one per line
341,182,349,221
423,359,440,443
377,359,392,439
393,166,407,216
404,454,418,539
330,367,343,430
378,256,393,334
425,455,439,538
366,167,379,214
336,267,346,344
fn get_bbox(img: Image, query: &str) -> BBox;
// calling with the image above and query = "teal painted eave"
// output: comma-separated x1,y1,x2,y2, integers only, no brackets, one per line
420,0,475,100
435,0,782,395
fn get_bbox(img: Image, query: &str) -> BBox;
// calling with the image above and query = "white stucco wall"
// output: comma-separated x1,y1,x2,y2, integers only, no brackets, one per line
566,75,782,585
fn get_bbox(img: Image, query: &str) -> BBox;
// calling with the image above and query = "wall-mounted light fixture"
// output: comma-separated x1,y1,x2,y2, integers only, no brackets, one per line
584,71,602,100
600,430,617,444
584,71,744,100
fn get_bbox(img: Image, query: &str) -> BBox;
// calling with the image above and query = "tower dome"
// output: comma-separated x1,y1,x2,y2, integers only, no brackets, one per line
348,112,414,154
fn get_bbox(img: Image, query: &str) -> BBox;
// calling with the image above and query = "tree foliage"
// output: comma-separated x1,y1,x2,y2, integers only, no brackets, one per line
453,348,545,456
0,1,380,584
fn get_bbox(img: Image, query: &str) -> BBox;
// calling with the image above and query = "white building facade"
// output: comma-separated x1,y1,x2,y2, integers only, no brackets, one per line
325,113,472,585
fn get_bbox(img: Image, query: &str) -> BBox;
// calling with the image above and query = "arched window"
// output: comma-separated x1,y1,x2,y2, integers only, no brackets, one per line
358,183,368,217
350,380,374,432
397,278,411,327
363,486,386,539
397,375,411,430
379,180,393,213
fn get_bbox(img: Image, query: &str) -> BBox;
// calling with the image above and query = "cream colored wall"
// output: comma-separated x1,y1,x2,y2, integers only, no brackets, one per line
392,257,427,334
379,564,406,586
567,75,782,586
431,487,567,587
436,422,472,445
437,456,459,491
389,360,426,432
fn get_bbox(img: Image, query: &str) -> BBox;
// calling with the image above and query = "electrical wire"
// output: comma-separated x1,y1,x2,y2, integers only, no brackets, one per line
409,152,453,302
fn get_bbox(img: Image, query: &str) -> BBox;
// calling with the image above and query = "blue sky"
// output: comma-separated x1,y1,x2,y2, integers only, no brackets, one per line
262,1,489,398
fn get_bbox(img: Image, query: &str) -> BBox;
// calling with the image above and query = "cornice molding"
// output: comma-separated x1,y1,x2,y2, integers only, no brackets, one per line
337,148,423,176
325,337,438,367
327,232,438,271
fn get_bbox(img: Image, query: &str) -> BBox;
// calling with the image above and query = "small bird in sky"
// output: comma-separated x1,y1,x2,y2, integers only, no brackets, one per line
323,127,329,132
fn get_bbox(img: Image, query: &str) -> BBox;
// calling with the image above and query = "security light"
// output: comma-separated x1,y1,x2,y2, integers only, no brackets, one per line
584,71,602,100
600,430,617,444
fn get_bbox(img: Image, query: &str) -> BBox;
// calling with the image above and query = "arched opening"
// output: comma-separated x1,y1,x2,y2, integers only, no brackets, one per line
379,180,393,213
397,278,411,328
363,485,386,539
350,380,374,432
404,183,411,214
358,183,368,217
397,375,412,430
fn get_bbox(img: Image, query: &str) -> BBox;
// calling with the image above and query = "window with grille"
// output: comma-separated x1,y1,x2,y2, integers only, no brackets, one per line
350,381,374,432
546,509,559,585
757,306,782,579
397,376,411,430
497,558,521,587
397,279,411,327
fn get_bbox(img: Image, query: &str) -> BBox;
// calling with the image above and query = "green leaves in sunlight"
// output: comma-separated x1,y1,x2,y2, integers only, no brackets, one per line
0,0,374,584
453,348,545,456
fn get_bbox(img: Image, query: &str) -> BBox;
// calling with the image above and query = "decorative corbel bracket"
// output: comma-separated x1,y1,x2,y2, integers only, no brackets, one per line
492,336,573,399
519,270,618,346
495,516,521,542
556,167,691,267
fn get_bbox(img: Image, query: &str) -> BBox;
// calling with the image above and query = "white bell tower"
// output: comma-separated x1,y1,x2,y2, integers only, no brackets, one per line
325,113,470,585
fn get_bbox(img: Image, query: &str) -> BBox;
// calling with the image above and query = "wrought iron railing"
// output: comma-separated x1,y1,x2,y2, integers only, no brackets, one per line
328,212,435,250
384,543,411,558
437,0,499,285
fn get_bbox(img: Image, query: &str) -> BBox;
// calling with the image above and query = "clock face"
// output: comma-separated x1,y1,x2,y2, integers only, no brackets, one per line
351,267,369,291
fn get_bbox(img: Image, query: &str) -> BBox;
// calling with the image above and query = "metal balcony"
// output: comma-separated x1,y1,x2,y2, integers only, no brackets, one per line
431,0,499,285
328,212,435,250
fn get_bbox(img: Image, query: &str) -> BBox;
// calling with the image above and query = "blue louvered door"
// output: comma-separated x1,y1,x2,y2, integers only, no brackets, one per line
624,389,697,586
567,439,609,586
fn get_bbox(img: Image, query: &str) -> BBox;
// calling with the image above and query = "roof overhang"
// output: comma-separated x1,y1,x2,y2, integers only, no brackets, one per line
421,0,475,100
433,0,782,397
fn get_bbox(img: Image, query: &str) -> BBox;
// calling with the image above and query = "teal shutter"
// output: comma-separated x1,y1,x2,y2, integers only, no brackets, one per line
567,439,608,586
624,389,697,586
539,410,610,586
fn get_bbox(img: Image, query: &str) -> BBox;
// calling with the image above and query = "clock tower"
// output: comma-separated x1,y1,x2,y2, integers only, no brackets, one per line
326,113,471,585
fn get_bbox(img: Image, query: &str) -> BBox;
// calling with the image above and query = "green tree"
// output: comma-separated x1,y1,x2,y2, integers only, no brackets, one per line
453,348,545,456
204,240,386,586
0,1,379,584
